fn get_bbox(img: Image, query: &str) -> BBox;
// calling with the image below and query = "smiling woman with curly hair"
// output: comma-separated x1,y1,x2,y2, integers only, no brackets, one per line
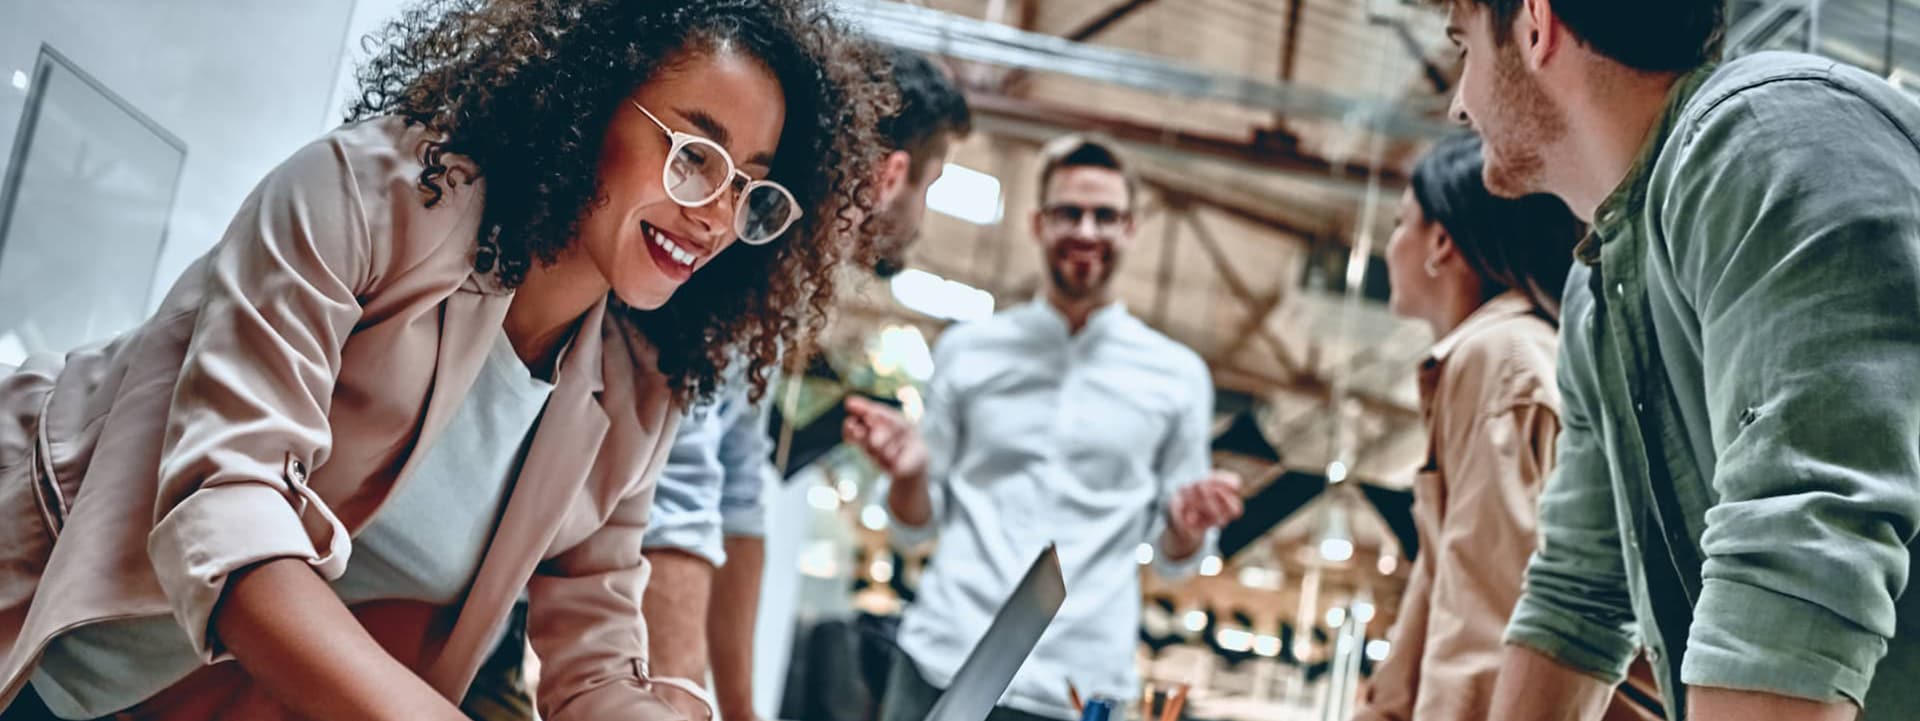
356,0,888,402
0,2,890,720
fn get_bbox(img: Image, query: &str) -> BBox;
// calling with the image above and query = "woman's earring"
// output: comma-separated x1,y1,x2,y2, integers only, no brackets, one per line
1423,256,1441,278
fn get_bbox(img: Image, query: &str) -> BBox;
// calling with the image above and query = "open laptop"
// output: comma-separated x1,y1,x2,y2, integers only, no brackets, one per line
923,544,1069,721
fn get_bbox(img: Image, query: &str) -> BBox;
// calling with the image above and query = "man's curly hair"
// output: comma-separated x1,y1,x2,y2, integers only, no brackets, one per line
348,0,892,404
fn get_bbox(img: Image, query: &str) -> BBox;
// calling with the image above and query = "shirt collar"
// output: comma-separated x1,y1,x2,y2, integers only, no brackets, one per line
1576,64,1717,266
1423,290,1540,367
1024,297,1129,340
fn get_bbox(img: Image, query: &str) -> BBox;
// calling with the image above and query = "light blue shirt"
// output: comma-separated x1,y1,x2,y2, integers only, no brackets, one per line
893,301,1215,720
643,378,774,566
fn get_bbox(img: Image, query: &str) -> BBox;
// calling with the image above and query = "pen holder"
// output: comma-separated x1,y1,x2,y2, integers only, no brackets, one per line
1079,697,1115,721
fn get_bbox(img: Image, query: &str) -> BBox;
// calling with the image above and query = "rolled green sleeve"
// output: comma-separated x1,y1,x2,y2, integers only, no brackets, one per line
1687,579,1881,702
1659,75,1920,704
1505,268,1640,684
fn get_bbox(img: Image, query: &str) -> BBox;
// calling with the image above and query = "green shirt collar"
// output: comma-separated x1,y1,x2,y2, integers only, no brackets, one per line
1576,65,1718,266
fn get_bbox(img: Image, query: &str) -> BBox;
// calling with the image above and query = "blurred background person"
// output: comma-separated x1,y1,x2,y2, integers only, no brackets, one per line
867,45,975,278
844,135,1244,721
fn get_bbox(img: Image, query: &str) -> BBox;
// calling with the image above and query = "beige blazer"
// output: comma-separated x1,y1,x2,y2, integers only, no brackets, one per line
0,117,685,720
1354,292,1662,721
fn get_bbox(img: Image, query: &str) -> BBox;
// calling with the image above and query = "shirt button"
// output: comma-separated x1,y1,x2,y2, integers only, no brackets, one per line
1613,282,1626,297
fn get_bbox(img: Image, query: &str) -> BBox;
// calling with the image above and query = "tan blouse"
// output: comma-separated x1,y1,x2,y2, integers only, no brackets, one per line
1355,291,1662,721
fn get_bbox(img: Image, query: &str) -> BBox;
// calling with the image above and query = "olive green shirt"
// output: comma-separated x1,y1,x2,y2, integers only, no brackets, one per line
1505,51,1920,719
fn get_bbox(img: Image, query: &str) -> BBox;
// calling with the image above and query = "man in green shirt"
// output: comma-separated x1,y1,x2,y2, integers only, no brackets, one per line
1429,1,1920,720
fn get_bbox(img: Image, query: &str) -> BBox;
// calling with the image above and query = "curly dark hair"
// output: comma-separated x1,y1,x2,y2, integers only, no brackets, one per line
349,0,892,403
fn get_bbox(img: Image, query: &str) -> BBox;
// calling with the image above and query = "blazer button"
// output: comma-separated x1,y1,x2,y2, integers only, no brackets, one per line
286,456,309,486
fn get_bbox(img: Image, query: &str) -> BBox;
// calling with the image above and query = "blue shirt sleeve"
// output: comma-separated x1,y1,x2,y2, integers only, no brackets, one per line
643,393,731,566
715,389,774,541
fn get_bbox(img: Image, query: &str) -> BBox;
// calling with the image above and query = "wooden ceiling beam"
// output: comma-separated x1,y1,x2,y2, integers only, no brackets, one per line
1062,0,1161,41
967,91,1412,188
1000,0,1163,92
1183,211,1305,377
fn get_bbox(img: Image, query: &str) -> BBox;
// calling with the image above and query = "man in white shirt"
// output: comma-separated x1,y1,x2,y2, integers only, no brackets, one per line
845,136,1244,721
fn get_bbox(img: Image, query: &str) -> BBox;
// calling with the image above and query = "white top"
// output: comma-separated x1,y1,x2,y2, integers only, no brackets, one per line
892,300,1216,720
31,329,552,719
329,329,554,602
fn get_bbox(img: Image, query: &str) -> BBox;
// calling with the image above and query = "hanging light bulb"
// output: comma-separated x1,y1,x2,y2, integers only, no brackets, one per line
1366,639,1391,661
1320,537,1355,563
1199,555,1223,577
1215,628,1254,652
1253,634,1282,657
861,505,890,531
1319,503,1354,563
1183,610,1209,633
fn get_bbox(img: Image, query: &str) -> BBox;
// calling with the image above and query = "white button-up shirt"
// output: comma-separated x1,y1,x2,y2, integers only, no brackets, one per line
892,300,1215,720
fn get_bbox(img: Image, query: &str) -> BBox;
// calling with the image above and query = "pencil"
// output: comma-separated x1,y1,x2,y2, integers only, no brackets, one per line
1160,684,1190,721
1068,681,1083,714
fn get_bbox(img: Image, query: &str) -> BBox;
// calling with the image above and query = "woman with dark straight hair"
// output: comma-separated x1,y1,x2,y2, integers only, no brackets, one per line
1354,134,1661,721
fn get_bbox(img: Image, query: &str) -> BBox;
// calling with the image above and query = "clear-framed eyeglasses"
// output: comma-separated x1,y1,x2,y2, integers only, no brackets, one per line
631,100,801,245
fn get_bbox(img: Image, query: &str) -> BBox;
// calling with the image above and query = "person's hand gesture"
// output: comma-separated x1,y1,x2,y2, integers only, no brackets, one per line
1168,470,1245,540
842,396,928,482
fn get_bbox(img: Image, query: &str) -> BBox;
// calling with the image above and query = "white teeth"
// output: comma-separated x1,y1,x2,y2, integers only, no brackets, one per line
648,226,697,267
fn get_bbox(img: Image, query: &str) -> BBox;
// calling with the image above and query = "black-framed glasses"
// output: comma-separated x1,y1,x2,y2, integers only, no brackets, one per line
631,100,801,245
1041,203,1131,236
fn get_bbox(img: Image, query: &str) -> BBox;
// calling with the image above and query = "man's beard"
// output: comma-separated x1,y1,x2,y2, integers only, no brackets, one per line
1047,242,1115,300
1480,44,1567,199
868,202,914,278
874,253,908,278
